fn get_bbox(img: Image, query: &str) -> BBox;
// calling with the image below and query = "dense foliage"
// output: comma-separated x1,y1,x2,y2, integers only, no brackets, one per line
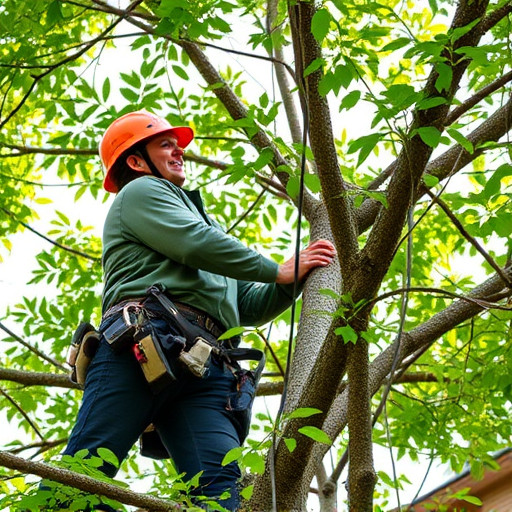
0,0,511,511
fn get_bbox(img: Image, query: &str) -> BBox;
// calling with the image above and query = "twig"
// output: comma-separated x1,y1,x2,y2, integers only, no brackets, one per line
0,388,44,440
7,438,68,456
424,188,512,288
227,188,266,233
368,286,512,311
0,322,67,371
0,207,100,262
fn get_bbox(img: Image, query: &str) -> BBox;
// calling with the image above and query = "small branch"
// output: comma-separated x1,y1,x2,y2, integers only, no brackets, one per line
424,189,512,288
0,0,144,130
0,144,98,157
0,322,67,371
227,189,266,233
0,171,91,188
477,0,512,35
0,367,78,390
0,388,44,440
445,70,512,126
7,438,68,456
0,451,178,511
368,286,512,312
0,207,100,262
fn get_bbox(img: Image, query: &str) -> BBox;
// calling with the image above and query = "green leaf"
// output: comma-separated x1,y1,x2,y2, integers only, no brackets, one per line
423,174,439,187
172,64,189,80
46,1,63,25
222,446,243,466
318,288,340,300
297,426,332,445
434,62,452,92
381,38,411,52
304,173,321,193
243,451,265,474
311,9,331,43
288,407,322,419
339,90,361,111
303,58,324,78
461,495,483,506
318,71,336,96
284,438,297,453
120,72,141,89
240,484,254,500
335,325,358,344
416,96,447,110
417,126,441,148
102,77,111,102
97,448,119,468
218,326,246,340
286,176,300,199
120,88,139,103
447,128,473,154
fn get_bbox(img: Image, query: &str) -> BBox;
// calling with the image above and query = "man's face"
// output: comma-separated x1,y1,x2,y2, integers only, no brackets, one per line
145,134,186,187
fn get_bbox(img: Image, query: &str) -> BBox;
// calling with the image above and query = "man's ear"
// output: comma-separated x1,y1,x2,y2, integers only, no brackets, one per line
126,154,147,172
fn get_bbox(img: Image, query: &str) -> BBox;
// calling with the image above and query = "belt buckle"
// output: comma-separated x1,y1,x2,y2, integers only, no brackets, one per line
123,302,141,326
204,317,218,337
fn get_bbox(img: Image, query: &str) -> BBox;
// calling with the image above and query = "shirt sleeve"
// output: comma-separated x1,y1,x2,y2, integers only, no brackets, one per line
119,177,279,283
236,280,303,326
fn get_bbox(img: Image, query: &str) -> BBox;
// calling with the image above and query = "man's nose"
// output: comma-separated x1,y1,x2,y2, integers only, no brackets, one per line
173,146,184,156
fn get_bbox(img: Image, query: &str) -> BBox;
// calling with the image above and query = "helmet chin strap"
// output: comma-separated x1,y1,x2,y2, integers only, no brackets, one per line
137,145,164,180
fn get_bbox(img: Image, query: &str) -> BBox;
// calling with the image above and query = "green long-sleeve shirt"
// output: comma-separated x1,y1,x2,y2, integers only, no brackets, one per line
102,176,296,329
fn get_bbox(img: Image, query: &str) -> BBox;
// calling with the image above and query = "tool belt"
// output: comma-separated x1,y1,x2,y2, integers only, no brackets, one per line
67,283,265,457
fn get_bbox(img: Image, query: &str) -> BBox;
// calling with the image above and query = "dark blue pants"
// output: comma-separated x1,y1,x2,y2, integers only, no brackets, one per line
64,316,243,510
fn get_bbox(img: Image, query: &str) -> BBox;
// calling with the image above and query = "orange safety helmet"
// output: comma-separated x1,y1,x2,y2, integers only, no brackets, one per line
100,110,194,193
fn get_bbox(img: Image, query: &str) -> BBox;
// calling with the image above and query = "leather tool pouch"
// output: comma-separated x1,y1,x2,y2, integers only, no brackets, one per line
132,322,178,394
67,322,100,388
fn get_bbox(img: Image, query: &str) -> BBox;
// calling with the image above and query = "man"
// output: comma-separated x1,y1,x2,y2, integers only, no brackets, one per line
64,110,336,510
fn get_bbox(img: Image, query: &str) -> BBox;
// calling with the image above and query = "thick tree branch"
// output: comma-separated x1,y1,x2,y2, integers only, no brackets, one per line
346,340,376,511
477,0,512,35
0,451,178,511
290,2,359,276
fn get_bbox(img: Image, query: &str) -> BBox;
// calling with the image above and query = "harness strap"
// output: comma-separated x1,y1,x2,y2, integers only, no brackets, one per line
147,284,265,374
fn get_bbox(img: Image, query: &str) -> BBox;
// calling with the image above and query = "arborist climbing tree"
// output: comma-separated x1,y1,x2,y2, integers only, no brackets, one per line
61,109,336,511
